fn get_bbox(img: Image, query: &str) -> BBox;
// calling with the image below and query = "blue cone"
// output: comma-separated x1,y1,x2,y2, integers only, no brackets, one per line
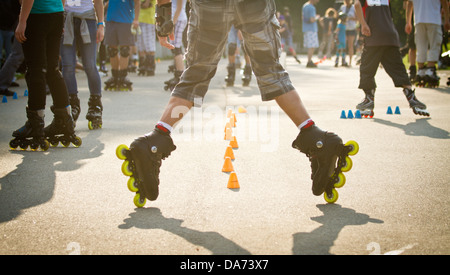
24,89,28,96
340,110,346,119
2,96,7,103
355,110,362,119
387,106,393,114
394,106,401,115
347,110,354,119
13,92,18,99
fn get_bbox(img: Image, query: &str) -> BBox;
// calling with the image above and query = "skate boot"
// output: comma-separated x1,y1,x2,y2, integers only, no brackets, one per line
116,126,177,208
44,106,82,148
146,54,155,76
225,64,236,87
69,93,81,127
356,89,375,118
164,70,182,91
414,67,426,87
104,69,119,91
137,56,147,76
86,95,103,130
128,56,138,73
292,125,359,204
118,69,133,91
403,88,430,116
10,107,49,151
167,64,175,74
241,64,252,87
424,66,440,88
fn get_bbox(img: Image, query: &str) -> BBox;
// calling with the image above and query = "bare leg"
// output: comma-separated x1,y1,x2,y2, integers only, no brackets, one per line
275,90,311,128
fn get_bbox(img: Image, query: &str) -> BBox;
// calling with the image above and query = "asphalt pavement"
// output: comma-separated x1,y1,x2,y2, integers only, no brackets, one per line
0,54,449,255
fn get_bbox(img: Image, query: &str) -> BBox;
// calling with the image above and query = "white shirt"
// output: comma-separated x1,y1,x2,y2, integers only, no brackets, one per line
340,4,357,31
410,0,442,26
65,0,94,13
172,0,187,21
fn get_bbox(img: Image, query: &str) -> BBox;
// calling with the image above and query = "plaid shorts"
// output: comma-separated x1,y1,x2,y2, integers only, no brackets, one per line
170,19,187,49
303,31,319,49
172,0,294,105
137,22,156,52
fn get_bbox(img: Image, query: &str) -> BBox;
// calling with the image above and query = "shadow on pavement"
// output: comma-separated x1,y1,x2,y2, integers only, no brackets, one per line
0,130,104,223
372,117,449,139
292,204,384,255
119,207,251,255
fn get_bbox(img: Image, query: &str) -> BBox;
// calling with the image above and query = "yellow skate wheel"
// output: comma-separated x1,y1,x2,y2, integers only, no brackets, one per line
88,121,94,130
73,136,82,147
324,188,339,204
133,193,146,208
61,140,70,147
121,160,133,177
334,173,346,188
341,156,353,172
116,144,129,160
50,140,59,147
345,140,359,156
40,140,50,151
127,177,138,192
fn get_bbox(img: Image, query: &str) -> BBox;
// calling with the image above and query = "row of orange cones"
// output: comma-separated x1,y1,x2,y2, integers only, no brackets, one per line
222,107,246,189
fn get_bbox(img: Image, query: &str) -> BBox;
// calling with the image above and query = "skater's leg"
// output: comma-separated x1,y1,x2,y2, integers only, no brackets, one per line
79,19,102,96
380,46,411,89
275,90,311,128
358,46,383,91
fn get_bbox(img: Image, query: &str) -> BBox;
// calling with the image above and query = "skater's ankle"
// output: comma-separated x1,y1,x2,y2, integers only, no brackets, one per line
298,118,315,132
155,121,172,134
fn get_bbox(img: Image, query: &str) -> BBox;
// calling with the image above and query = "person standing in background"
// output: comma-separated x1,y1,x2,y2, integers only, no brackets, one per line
302,0,320,68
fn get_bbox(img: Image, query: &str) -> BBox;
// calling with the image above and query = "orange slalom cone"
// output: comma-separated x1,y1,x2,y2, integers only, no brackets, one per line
224,122,231,132
227,108,233,118
229,115,236,128
229,136,239,149
227,172,240,189
224,127,232,140
222,157,234,172
224,145,235,160
238,106,247,113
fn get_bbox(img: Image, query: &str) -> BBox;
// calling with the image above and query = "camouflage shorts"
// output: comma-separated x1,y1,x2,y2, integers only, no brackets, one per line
172,0,295,105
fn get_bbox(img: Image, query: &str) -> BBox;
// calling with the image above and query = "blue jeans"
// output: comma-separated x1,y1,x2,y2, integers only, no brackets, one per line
61,18,101,96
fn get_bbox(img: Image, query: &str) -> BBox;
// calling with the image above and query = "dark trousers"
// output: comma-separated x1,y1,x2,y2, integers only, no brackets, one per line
359,46,411,91
22,12,69,111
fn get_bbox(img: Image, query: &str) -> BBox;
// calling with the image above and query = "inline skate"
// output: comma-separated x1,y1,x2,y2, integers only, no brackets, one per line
69,94,81,127
356,89,375,118
292,125,359,204
10,107,49,151
104,69,119,91
116,126,176,208
118,69,133,91
164,70,182,91
145,54,155,76
403,88,430,116
44,106,82,148
137,56,147,76
225,64,235,87
423,67,440,88
86,95,103,130
241,64,252,87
